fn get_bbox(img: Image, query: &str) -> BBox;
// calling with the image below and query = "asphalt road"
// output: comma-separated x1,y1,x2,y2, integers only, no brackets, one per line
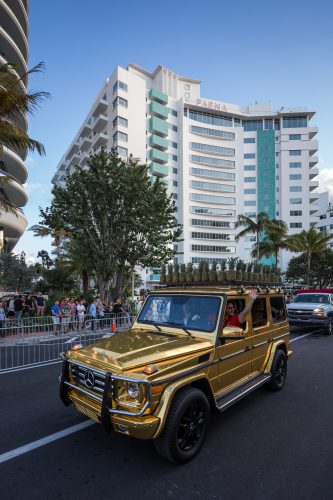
0,330,333,500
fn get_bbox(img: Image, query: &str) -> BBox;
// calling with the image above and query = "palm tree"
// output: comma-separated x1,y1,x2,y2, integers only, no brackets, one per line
250,219,289,265
235,212,270,261
62,238,95,297
286,227,333,287
0,62,49,213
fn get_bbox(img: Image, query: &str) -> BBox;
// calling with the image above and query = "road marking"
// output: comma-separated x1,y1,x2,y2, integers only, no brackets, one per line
0,420,95,464
290,330,321,343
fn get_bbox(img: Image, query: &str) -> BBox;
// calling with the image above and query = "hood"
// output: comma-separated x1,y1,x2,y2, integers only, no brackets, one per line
71,328,213,371
287,302,328,311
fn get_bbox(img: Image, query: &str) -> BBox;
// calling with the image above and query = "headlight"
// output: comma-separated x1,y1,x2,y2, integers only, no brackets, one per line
313,308,324,316
127,382,139,399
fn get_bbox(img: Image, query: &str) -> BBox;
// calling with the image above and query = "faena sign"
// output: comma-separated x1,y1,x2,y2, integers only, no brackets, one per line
195,99,228,112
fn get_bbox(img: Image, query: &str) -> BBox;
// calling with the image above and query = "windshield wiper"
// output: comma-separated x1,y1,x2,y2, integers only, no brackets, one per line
163,321,192,337
140,320,162,331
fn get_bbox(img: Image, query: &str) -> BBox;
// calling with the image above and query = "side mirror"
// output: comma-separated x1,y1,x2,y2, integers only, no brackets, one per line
221,326,245,339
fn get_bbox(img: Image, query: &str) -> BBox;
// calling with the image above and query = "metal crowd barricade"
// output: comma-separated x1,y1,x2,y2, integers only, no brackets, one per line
0,312,137,373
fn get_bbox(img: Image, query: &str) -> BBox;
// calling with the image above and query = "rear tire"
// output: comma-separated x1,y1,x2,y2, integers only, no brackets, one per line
267,350,287,391
154,386,210,463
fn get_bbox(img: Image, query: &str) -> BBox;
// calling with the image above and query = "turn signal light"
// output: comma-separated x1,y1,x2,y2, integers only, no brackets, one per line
143,364,158,374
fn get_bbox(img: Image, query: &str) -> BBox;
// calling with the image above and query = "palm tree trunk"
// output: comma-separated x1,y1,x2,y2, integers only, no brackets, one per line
307,253,311,288
256,231,260,261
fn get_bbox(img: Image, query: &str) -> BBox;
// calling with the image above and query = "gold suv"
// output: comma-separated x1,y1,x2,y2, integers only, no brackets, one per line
60,285,292,463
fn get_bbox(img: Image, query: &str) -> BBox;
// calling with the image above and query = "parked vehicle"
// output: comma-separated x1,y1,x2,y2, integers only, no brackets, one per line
287,289,333,335
60,283,292,463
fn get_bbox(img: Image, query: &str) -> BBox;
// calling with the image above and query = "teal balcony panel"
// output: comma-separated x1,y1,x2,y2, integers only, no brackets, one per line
150,148,168,164
149,162,169,178
149,274,161,281
149,101,168,120
149,88,168,105
150,134,168,150
150,116,168,138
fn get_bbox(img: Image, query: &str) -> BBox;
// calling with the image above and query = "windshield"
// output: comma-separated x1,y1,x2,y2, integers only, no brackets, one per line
294,294,330,304
137,294,221,333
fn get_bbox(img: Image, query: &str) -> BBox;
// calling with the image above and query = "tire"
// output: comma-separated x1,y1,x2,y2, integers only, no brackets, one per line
154,386,210,464
324,318,332,336
267,349,287,391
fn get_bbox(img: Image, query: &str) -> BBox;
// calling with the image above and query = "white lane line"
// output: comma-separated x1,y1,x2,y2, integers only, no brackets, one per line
290,330,321,343
0,420,95,464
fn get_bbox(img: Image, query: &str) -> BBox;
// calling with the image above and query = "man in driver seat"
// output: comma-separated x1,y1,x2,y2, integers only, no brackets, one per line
223,289,258,328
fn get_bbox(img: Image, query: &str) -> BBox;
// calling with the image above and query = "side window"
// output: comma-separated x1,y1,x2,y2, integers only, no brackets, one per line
251,298,267,328
270,296,286,323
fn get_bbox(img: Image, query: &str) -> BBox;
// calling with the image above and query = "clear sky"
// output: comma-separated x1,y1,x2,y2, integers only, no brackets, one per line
16,0,333,263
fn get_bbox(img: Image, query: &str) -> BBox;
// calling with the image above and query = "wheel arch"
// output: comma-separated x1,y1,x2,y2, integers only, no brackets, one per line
264,340,287,374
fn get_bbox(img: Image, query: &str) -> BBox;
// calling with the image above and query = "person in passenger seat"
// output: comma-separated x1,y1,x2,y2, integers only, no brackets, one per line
223,289,258,328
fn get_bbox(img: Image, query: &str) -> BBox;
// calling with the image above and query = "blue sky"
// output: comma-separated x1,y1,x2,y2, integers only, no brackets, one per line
17,0,333,263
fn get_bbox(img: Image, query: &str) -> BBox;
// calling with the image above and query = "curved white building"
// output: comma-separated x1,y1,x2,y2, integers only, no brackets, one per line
0,0,29,251
53,63,319,277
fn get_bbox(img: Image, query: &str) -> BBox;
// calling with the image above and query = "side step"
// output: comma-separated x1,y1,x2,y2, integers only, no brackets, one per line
216,373,272,412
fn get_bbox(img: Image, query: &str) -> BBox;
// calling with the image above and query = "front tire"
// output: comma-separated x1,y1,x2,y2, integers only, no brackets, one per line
154,386,210,463
267,350,287,391
324,318,332,336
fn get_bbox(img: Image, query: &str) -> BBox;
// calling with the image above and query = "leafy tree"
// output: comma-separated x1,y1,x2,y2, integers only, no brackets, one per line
235,212,270,261
0,252,34,290
0,62,49,212
61,237,95,297
42,264,77,296
250,219,289,265
287,228,333,287
286,249,333,288
44,149,182,300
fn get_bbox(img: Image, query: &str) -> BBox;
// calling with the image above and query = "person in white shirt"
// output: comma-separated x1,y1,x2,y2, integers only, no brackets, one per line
76,300,86,330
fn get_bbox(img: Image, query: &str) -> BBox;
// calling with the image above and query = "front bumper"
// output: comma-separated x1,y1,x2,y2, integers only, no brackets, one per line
288,317,328,328
59,358,160,440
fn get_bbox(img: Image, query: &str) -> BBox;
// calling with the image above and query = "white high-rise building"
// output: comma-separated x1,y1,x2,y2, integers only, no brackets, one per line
52,63,319,282
0,0,29,251
317,191,333,251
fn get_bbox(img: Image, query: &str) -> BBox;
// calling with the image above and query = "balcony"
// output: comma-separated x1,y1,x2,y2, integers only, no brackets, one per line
149,88,168,105
309,155,319,167
309,180,319,191
0,171,27,207
149,162,168,177
308,127,318,139
0,147,27,184
81,136,92,152
150,117,168,138
81,121,92,137
92,96,108,117
308,140,319,156
0,1,28,60
149,148,168,164
309,168,319,179
149,101,168,120
5,0,28,36
310,195,319,204
0,25,27,81
0,209,27,251
147,274,161,282
93,132,108,149
150,135,168,151
93,114,109,133
68,152,80,168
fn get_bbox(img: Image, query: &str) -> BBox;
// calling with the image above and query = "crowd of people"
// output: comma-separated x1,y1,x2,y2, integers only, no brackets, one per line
0,293,144,336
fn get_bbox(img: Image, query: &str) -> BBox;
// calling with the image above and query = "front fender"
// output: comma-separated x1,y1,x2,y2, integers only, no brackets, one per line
264,340,291,374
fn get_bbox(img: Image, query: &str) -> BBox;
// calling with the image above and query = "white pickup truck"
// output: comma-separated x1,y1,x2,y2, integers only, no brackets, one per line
286,290,333,335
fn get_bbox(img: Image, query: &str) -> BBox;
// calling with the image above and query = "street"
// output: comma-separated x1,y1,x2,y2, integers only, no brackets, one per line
0,329,332,500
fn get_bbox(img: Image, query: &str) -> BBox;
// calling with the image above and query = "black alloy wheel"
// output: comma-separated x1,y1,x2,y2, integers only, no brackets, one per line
268,349,287,391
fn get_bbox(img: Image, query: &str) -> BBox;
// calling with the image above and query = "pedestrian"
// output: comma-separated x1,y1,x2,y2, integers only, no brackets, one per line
61,299,71,333
14,294,24,326
123,298,131,326
0,301,6,337
113,298,124,327
135,296,142,314
88,299,97,331
6,295,15,318
36,292,46,315
51,300,61,335
69,298,77,330
76,300,86,331
24,294,35,317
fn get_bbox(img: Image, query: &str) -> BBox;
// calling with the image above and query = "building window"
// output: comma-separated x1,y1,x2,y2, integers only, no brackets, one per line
289,174,302,180
244,200,256,206
113,131,128,142
172,155,178,161
190,193,235,205
173,180,178,187
169,124,177,132
244,177,256,182
290,222,302,228
244,189,256,194
290,198,302,204
117,146,128,156
290,210,302,216
244,153,256,159
113,116,128,128
191,206,236,217
243,120,263,131
184,84,190,90
289,134,301,140
264,119,273,130
191,155,235,168
190,180,235,193
113,96,128,109
191,167,235,181
191,142,235,156
191,232,232,241
191,219,233,228
169,141,177,148
189,110,233,127
289,162,302,168
173,167,178,174
113,80,128,93
290,186,302,192
289,150,301,156
191,244,235,253
190,125,235,140
244,165,256,171
319,214,326,219
244,138,256,143
283,116,307,128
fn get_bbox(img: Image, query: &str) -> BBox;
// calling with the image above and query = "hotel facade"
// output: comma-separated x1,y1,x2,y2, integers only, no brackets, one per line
52,64,319,283
0,0,29,251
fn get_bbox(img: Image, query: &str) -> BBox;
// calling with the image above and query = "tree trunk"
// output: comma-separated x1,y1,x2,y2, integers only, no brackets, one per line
307,253,311,288
82,269,89,297
256,231,260,261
